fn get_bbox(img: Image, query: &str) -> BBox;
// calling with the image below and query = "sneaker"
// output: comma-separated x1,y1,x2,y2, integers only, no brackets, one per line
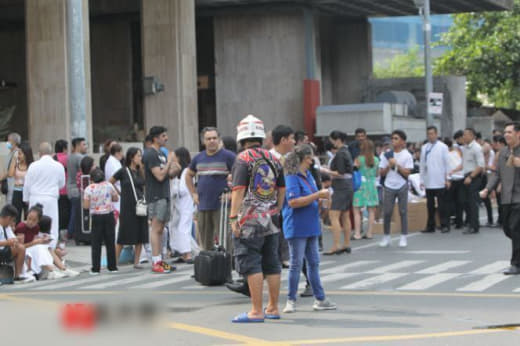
283,299,296,313
399,235,407,248
47,270,66,280
14,276,36,284
162,261,176,272
379,235,391,247
300,285,313,298
89,270,100,276
62,268,80,277
108,269,119,274
312,298,337,311
152,261,170,274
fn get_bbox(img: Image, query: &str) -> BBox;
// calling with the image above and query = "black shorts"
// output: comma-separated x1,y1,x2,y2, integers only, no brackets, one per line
233,233,281,277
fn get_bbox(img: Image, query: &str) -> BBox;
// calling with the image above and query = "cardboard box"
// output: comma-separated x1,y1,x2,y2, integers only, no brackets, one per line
373,199,429,234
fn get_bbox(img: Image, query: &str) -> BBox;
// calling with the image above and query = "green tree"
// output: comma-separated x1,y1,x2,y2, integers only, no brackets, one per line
373,46,425,79
435,1,520,109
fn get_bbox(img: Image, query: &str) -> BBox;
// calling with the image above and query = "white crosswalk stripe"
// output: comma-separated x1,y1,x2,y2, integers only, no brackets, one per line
367,260,424,274
82,274,159,289
469,261,509,275
34,273,134,290
320,273,360,283
130,273,193,289
341,273,408,290
398,273,461,290
415,261,471,274
321,260,379,275
456,274,511,292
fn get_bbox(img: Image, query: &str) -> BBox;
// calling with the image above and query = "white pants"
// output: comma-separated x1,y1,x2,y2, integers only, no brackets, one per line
26,244,53,274
29,195,59,249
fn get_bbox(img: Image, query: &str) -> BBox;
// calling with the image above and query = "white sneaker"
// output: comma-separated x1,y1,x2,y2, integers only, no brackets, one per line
379,235,391,247
47,270,66,280
312,298,337,311
283,299,296,313
89,271,100,276
14,276,36,284
63,268,80,277
399,235,407,248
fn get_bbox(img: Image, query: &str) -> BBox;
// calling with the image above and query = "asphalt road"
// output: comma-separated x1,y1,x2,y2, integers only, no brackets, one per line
1,225,520,346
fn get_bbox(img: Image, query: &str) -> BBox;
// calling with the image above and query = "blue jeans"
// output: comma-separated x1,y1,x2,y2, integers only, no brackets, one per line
287,236,325,301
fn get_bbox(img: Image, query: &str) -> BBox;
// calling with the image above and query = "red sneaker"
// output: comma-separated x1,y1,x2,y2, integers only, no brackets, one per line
152,261,170,274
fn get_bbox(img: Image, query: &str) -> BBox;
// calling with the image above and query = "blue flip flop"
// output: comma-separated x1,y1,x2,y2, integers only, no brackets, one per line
263,308,281,320
231,312,264,323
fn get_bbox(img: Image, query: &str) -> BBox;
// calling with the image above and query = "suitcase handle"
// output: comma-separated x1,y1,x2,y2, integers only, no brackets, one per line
217,189,230,250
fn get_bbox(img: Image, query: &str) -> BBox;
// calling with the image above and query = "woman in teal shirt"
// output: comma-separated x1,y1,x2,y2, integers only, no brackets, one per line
282,145,336,313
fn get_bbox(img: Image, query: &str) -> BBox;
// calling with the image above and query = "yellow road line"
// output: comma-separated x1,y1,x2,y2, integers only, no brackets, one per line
0,293,60,307
167,322,279,345
283,328,519,345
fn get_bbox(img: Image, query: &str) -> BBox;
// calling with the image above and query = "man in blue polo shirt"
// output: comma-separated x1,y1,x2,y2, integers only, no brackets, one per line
186,127,236,250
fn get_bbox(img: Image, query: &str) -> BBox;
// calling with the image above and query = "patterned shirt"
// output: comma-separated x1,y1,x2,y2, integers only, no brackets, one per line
84,181,116,215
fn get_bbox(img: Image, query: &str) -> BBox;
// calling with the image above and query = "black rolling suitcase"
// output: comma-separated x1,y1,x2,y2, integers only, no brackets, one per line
194,190,232,286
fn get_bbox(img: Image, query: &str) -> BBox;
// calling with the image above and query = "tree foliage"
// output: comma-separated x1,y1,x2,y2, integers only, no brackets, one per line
373,46,425,79
435,1,520,109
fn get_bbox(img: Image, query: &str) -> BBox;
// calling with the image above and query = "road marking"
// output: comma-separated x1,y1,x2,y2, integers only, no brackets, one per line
82,274,157,289
167,322,273,345
284,328,513,345
457,274,510,292
351,233,420,251
512,287,520,293
130,273,194,289
402,250,470,255
469,261,509,274
416,260,471,274
341,273,407,290
367,260,424,274
321,260,378,275
33,273,134,290
320,273,360,283
398,273,461,290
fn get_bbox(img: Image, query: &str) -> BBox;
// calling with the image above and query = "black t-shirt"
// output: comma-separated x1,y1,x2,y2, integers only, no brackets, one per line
330,145,353,190
142,147,169,202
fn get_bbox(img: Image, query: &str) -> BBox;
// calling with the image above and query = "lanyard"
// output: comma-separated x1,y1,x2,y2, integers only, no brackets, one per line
425,141,437,162
299,174,317,194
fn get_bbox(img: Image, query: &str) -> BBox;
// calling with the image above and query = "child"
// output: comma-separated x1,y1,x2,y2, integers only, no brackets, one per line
83,168,119,275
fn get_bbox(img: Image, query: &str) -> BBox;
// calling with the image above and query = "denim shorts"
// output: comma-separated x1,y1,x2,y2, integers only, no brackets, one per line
147,199,170,223
233,233,281,277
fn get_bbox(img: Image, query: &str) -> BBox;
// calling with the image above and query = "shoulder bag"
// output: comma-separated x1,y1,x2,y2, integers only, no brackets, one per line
127,168,147,217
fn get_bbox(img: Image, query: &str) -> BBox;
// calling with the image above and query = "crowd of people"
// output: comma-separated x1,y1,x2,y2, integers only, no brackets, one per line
1,116,519,321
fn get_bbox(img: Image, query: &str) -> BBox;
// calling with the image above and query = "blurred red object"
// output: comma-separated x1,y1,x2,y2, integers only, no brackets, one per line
61,303,96,331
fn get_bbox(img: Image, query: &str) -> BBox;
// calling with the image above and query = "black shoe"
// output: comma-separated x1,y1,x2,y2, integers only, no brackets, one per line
300,285,313,297
421,229,435,233
225,281,251,297
462,228,479,234
454,225,463,230
503,266,520,275
441,227,450,233
340,247,351,254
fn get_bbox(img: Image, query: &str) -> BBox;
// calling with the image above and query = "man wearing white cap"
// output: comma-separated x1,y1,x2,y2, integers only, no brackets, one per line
229,115,286,323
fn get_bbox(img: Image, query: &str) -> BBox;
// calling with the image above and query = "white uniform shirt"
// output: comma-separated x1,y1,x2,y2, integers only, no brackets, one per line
23,155,66,202
0,225,15,250
419,140,449,189
379,149,414,190
447,150,464,181
104,155,122,212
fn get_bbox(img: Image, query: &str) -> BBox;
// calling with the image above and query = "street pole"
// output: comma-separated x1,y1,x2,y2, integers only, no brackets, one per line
423,0,434,128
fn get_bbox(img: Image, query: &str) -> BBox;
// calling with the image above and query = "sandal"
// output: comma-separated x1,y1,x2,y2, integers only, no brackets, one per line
232,312,264,323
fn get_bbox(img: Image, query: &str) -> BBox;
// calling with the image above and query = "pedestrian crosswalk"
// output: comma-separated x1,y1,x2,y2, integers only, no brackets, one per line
2,259,520,293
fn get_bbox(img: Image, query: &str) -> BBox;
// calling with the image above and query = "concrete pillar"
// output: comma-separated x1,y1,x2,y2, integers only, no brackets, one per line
26,0,70,148
26,0,93,149
141,0,198,151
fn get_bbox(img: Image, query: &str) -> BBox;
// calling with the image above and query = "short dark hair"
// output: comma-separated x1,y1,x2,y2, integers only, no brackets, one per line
149,126,167,139
144,134,153,144
464,128,476,137
272,125,294,146
200,127,220,140
321,172,331,182
221,136,237,153
392,129,407,141
38,215,52,234
504,122,520,132
476,132,482,140
0,204,18,218
294,130,306,144
80,156,95,175
443,137,453,148
90,168,105,183
493,135,506,146
239,138,263,148
71,137,85,148
453,130,464,140
329,130,348,143
355,128,366,135
54,139,68,153
427,126,437,133
110,143,123,156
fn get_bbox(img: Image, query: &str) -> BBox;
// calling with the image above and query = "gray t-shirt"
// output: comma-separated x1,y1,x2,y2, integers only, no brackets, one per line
67,152,84,198
143,147,170,202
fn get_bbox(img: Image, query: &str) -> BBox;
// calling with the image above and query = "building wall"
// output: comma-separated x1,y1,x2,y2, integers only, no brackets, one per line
214,13,307,137
0,27,27,140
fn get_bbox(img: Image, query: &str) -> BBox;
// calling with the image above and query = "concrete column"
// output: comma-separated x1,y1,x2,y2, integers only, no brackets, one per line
66,0,93,145
26,0,70,147
141,0,198,151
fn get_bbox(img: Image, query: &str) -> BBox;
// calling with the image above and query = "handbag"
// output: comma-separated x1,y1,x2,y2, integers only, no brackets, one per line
0,179,7,195
127,168,147,217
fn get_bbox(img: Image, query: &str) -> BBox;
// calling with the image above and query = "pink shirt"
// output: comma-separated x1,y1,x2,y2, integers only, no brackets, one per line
84,181,116,215
56,153,68,196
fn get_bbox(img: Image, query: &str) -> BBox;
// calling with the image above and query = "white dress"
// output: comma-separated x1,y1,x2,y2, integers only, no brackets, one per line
26,243,54,274
168,169,195,254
